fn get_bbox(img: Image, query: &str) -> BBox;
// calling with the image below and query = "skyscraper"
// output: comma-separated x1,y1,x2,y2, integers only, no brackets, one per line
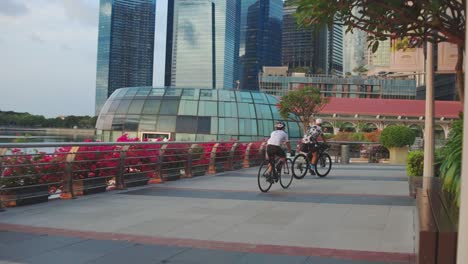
282,3,316,71
95,0,156,115
239,0,283,90
328,23,343,75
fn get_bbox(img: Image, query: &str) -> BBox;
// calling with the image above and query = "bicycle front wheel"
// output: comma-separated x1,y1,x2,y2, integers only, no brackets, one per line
292,153,308,179
257,160,273,192
279,158,293,189
315,153,332,177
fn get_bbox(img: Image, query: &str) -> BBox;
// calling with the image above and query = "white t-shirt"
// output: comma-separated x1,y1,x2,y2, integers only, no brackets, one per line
267,130,289,146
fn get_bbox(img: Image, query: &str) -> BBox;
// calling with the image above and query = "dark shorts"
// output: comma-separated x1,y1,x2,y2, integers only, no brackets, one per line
300,143,318,153
266,145,286,161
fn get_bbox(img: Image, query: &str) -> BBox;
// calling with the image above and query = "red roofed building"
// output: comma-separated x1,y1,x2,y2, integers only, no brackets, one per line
315,98,462,140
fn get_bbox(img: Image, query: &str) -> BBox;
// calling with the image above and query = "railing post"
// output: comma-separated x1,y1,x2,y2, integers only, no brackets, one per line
208,143,219,174
61,146,79,199
227,142,238,170
0,148,7,211
183,144,197,178
116,145,129,190
243,143,253,168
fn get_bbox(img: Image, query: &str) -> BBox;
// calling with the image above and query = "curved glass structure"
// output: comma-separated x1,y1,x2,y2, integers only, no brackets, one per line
96,87,301,141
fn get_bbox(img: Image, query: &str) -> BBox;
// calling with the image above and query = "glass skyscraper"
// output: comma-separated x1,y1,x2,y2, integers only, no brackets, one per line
95,0,156,115
239,0,283,90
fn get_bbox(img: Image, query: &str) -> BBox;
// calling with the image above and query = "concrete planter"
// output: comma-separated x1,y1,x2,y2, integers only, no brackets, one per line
388,146,409,164
0,185,49,207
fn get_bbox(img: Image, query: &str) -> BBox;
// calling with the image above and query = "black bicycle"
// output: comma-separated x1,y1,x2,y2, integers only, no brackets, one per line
257,155,293,192
292,143,332,179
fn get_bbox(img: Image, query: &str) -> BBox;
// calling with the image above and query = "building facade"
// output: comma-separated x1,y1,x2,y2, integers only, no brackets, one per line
259,71,417,99
95,87,302,141
95,0,156,115
239,0,283,90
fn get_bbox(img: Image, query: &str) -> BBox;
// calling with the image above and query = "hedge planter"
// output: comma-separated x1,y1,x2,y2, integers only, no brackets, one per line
388,146,409,165
161,168,181,181
73,177,108,195
124,172,149,188
1,185,49,207
408,176,423,198
192,165,208,176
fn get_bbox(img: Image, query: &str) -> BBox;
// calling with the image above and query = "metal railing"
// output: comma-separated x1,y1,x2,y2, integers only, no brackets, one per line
0,140,267,209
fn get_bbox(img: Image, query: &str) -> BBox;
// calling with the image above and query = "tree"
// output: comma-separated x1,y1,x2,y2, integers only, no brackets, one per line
291,0,466,103
277,86,329,133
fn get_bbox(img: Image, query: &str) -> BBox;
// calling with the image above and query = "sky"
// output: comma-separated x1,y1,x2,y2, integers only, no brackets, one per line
0,0,99,118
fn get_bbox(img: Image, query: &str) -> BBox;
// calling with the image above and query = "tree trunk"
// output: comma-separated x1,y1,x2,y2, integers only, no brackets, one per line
456,44,464,104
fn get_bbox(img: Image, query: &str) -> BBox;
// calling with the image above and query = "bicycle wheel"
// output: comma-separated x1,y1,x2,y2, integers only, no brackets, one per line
315,153,332,177
292,153,308,179
257,160,273,192
279,158,293,189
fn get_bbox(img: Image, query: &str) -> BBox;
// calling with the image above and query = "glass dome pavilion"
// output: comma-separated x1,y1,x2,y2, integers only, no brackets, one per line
96,87,302,141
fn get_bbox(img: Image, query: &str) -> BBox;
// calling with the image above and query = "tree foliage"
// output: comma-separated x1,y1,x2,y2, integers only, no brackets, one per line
291,0,466,102
0,111,97,129
276,86,328,133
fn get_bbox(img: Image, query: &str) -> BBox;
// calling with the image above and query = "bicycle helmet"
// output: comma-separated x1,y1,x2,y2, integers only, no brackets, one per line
274,121,286,130
315,118,323,125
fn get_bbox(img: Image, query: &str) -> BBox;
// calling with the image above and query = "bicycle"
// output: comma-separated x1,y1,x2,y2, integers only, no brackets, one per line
292,142,332,179
257,154,293,192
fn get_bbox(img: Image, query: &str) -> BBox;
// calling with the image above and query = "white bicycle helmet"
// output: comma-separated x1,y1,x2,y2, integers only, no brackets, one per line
274,121,286,130
315,118,323,125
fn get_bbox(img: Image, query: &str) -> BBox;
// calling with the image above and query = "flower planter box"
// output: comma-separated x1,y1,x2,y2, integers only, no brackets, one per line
124,172,149,188
73,177,107,196
161,168,181,181
1,185,49,207
408,176,423,198
192,165,208,176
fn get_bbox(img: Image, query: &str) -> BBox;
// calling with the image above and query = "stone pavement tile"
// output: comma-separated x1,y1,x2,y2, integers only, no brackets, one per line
21,248,107,264
56,239,133,254
305,256,389,264
119,217,199,237
0,233,84,261
87,244,188,264
237,253,309,264
0,230,41,245
165,248,246,264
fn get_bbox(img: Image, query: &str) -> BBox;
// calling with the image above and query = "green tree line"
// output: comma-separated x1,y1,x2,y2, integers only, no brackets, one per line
0,111,97,129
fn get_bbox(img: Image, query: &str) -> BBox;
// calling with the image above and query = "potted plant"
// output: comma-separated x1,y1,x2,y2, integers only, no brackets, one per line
379,125,415,164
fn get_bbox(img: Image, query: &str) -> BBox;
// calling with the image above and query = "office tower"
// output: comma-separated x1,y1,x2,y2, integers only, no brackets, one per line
95,0,156,115
154,0,240,89
282,3,316,71
239,0,283,90
328,23,343,75
343,29,368,75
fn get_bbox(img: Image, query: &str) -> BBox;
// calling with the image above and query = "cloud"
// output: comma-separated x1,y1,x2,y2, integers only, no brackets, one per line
0,0,29,17
60,0,98,27
29,32,45,43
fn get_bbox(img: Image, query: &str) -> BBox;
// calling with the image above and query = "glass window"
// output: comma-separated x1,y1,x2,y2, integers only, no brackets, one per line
128,100,145,114
156,116,176,131
142,99,161,114
256,104,272,119
219,90,236,101
219,102,238,117
181,88,199,100
149,88,165,97
178,100,198,115
238,91,253,102
198,101,217,116
107,100,121,113
287,121,301,139
200,89,217,101
219,118,238,135
159,100,180,115
135,87,151,97
113,89,128,98
196,134,217,141
238,103,255,118
264,93,278,105
270,105,280,120
239,119,257,136
252,92,267,103
124,87,139,98
197,117,211,134
116,100,131,114
124,115,139,131
111,115,125,130
176,116,198,133
211,117,218,134
139,115,157,130
164,89,182,97
176,133,196,141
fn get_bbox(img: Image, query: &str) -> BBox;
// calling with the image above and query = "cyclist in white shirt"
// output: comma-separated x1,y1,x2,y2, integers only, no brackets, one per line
266,121,295,181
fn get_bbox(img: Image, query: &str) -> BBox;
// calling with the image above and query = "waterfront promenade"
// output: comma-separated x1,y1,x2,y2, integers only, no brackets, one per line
0,164,415,264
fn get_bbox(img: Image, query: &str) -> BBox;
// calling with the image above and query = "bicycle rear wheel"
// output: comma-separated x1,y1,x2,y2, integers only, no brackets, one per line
315,153,332,177
292,153,308,179
279,158,293,189
257,160,273,192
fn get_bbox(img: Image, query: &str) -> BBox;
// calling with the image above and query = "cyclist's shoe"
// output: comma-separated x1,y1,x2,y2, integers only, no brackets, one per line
309,165,316,175
273,174,279,183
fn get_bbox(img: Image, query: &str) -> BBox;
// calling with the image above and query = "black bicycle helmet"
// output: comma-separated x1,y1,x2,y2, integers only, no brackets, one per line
274,121,286,130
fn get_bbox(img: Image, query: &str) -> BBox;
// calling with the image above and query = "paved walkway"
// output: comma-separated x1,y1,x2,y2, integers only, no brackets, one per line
0,164,415,264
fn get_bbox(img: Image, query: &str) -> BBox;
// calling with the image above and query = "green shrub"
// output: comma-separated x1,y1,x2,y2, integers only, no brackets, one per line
351,132,366,142
379,125,415,148
440,113,463,207
406,150,424,176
